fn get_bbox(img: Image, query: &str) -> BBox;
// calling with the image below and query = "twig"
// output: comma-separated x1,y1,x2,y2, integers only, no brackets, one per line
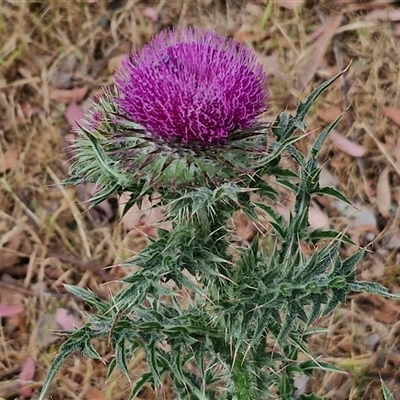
49,251,111,282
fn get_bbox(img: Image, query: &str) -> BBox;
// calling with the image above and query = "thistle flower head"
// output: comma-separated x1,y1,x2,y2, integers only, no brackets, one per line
68,28,270,205
115,27,268,145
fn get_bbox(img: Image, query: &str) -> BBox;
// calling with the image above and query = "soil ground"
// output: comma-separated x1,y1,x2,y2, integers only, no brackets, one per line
1,1,400,399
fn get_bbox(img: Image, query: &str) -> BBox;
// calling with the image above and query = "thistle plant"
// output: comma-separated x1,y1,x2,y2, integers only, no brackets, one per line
41,28,397,399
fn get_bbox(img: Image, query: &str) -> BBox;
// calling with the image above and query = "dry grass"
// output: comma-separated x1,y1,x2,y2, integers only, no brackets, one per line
1,0,400,399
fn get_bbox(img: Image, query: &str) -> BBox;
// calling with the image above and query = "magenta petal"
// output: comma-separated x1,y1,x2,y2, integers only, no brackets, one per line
115,27,268,145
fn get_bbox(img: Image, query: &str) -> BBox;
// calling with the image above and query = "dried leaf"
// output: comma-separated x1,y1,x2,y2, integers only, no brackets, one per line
330,130,366,158
142,7,159,21
108,54,127,73
294,374,310,397
234,28,263,44
383,106,400,127
245,3,264,17
350,224,379,247
119,193,149,231
65,102,84,130
55,308,81,330
36,313,59,348
0,150,19,174
353,208,377,229
119,194,170,236
257,53,297,94
0,283,26,332
19,357,35,398
364,332,381,350
0,304,23,318
234,212,257,243
362,179,376,198
376,166,391,218
0,247,19,270
0,225,32,272
357,295,400,325
309,26,324,41
274,0,304,9
394,138,400,172
299,13,343,89
73,183,116,223
84,386,107,400
366,9,400,21
20,101,42,118
50,86,89,104
0,379,20,398
319,166,339,188
395,23,400,37
384,232,400,250
19,357,35,383
318,105,342,124
308,202,329,229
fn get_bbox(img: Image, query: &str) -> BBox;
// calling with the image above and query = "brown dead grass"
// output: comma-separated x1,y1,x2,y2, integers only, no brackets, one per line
1,0,400,399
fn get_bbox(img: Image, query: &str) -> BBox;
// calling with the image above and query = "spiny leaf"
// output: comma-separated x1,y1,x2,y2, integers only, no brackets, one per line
106,358,117,380
64,284,109,313
89,181,121,207
129,372,153,400
296,68,348,123
323,288,347,316
115,338,131,382
335,249,365,277
278,369,295,398
308,229,355,246
39,333,91,400
348,281,400,299
144,338,164,386
311,113,342,157
85,132,128,183
312,186,352,205
82,341,102,360
299,359,345,375
381,378,395,400
38,351,70,400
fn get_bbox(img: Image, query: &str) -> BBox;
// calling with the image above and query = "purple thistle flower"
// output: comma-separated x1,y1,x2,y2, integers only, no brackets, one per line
115,27,268,145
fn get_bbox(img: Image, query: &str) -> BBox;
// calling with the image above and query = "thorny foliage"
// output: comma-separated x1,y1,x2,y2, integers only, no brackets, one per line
40,73,397,400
